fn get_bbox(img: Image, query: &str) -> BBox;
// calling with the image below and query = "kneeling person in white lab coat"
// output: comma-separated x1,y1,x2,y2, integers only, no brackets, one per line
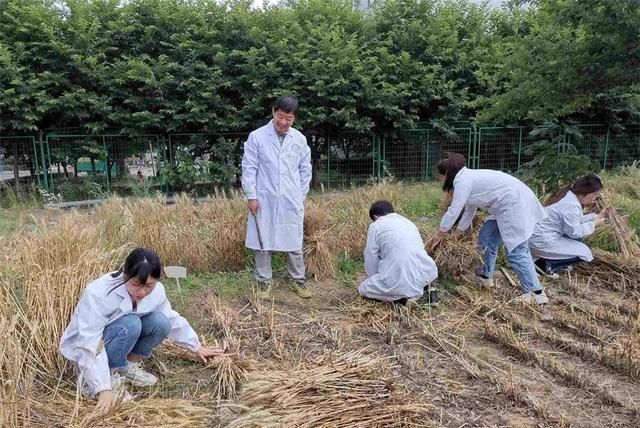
60,248,224,414
358,201,439,305
529,174,609,276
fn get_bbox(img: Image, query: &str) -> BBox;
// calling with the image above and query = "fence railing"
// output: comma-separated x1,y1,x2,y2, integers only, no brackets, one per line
1,124,639,203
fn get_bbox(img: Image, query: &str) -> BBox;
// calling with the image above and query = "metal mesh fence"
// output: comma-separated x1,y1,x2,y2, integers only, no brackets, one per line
0,136,38,187
42,134,163,200
314,132,376,189
166,133,245,195
1,123,639,203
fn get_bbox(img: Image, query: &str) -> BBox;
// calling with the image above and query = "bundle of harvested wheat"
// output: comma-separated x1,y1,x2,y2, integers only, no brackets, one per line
304,200,336,280
422,228,482,279
576,249,640,290
216,349,432,428
594,191,640,260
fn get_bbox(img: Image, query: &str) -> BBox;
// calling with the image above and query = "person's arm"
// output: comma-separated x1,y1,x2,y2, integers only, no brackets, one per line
156,285,224,362
65,291,113,398
299,139,312,198
363,224,379,278
560,205,597,239
456,205,478,232
242,133,259,214
439,179,473,232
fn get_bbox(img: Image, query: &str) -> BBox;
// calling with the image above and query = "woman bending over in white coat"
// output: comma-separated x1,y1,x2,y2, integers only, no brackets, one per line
430,153,548,305
529,174,608,276
60,248,224,414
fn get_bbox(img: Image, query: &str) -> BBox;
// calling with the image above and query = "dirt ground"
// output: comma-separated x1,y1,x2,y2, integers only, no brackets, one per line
147,263,640,428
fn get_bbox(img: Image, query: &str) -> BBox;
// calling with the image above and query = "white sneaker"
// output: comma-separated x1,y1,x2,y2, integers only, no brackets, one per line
110,372,134,401
116,362,157,387
80,372,133,401
535,290,549,304
515,290,549,305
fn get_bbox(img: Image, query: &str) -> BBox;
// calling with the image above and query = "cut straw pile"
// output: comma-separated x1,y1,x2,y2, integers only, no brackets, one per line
214,350,432,427
304,200,337,280
302,181,401,279
594,191,640,261
579,190,640,288
421,192,483,279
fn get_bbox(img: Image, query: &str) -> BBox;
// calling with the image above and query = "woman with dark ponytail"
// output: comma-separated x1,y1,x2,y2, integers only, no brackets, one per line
431,152,548,305
529,174,609,275
60,248,224,414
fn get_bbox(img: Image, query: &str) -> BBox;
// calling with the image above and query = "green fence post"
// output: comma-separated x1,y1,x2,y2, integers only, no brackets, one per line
40,133,50,192
326,134,331,189
517,127,523,171
425,129,430,181
602,127,610,170
102,135,110,193
373,135,379,180
475,126,481,169
31,137,41,188
380,135,387,178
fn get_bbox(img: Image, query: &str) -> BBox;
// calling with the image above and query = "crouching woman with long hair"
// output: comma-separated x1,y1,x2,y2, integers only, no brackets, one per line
60,248,224,413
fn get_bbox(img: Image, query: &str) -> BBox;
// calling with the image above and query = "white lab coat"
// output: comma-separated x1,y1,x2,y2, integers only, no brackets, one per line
529,191,595,261
242,120,312,252
59,273,200,397
440,168,545,252
358,213,438,302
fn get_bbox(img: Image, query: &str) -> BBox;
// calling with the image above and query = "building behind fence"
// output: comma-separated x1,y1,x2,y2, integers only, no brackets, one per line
1,124,639,203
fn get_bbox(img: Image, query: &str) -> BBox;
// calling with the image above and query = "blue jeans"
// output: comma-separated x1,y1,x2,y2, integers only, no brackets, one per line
544,257,583,273
103,312,171,369
477,220,541,293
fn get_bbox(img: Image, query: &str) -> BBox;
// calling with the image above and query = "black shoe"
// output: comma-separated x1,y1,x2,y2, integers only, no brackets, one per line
428,288,440,307
535,259,559,279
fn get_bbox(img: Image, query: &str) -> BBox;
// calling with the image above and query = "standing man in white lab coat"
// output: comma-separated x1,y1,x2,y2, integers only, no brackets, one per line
242,96,313,299
358,200,439,305
431,153,548,305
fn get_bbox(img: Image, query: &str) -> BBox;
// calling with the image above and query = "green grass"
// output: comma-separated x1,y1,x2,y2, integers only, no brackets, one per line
164,270,253,311
0,209,22,236
336,252,362,288
399,182,442,221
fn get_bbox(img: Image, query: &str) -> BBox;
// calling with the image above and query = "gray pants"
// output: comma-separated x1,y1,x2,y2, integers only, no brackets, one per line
254,249,305,284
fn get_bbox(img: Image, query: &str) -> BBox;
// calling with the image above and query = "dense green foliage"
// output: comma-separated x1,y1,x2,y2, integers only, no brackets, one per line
1,0,637,137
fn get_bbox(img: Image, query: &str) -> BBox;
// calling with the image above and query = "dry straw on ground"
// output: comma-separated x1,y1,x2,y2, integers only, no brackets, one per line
215,349,432,428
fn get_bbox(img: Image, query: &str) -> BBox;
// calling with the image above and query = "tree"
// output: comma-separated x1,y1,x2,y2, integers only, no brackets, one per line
477,0,640,125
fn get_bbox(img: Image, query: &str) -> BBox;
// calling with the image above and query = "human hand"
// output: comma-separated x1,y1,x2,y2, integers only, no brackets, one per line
95,390,115,415
195,345,225,364
247,199,259,215
428,232,447,253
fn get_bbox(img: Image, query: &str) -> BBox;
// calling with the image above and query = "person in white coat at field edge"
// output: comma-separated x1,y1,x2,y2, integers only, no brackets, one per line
242,96,313,299
358,200,439,305
60,248,224,415
430,152,549,305
529,174,610,276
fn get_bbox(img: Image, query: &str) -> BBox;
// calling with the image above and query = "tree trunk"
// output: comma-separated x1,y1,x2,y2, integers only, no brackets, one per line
62,162,69,178
90,158,96,176
74,159,79,177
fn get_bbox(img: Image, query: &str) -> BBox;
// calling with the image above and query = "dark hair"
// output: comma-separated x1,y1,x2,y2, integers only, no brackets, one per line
436,152,467,192
273,96,299,115
369,200,394,220
544,174,603,206
108,248,162,294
